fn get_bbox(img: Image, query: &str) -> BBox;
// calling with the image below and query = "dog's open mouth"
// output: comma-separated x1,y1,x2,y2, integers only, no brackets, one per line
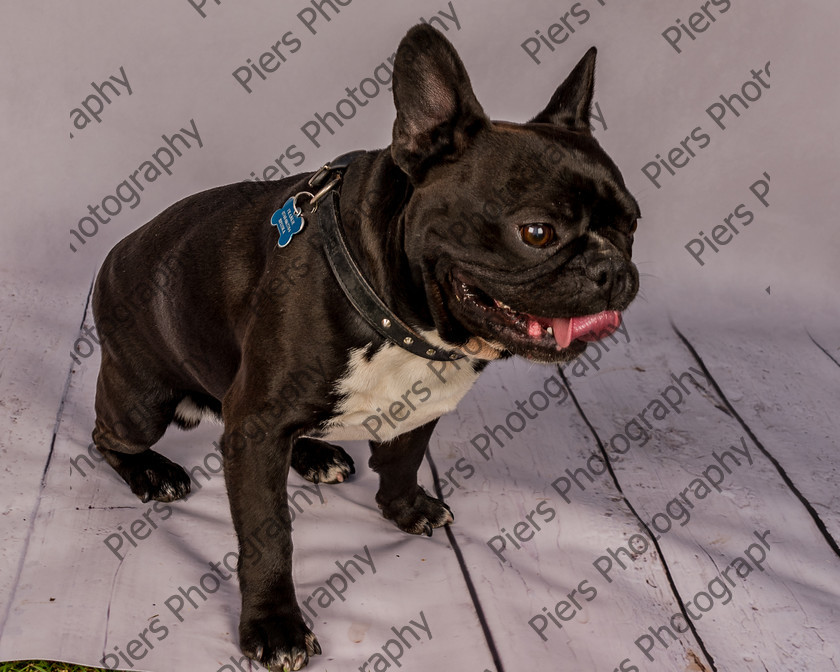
452,274,621,353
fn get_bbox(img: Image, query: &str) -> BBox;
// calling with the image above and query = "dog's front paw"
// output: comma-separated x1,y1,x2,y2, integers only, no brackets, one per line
240,614,320,671
378,488,454,536
291,438,355,484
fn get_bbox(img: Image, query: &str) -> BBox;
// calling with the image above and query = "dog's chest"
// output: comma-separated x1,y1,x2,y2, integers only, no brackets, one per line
319,345,480,443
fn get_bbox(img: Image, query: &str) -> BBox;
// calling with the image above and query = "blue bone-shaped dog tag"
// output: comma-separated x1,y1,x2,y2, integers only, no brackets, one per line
270,197,305,247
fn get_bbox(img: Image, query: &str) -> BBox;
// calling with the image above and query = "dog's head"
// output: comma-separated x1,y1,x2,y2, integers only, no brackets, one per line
391,25,640,364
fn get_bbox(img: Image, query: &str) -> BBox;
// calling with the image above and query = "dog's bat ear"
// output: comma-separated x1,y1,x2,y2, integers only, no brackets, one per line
530,46,597,132
391,24,489,181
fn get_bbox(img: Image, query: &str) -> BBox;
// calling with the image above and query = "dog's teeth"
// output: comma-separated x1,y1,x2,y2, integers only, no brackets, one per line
546,326,554,336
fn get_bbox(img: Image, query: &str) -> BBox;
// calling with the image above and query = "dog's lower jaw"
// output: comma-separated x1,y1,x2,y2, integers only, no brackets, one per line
521,341,589,364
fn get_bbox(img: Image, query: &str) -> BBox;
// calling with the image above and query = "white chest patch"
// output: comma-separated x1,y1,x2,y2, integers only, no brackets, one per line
318,344,481,443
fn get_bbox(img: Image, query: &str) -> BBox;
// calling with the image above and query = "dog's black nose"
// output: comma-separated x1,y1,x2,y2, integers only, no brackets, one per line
594,264,611,288
586,256,617,289
586,256,636,305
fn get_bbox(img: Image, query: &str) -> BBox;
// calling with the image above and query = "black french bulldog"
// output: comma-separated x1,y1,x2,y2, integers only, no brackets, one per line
91,24,640,671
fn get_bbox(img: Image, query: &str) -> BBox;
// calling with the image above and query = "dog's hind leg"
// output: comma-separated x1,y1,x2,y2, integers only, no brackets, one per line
92,354,192,503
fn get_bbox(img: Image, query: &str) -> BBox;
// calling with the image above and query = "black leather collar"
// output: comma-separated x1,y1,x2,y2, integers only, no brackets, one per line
314,154,465,362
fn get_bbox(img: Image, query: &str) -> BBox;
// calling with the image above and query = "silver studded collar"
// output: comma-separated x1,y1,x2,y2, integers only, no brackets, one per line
311,153,466,362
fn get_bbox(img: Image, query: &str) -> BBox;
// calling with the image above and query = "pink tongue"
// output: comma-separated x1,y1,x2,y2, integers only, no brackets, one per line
548,311,621,348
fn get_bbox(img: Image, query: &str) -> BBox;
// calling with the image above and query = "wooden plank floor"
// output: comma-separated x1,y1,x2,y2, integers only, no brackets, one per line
564,314,840,671
1,295,838,672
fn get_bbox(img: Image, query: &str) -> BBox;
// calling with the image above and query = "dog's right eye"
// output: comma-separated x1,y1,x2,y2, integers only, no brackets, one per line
519,223,555,248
